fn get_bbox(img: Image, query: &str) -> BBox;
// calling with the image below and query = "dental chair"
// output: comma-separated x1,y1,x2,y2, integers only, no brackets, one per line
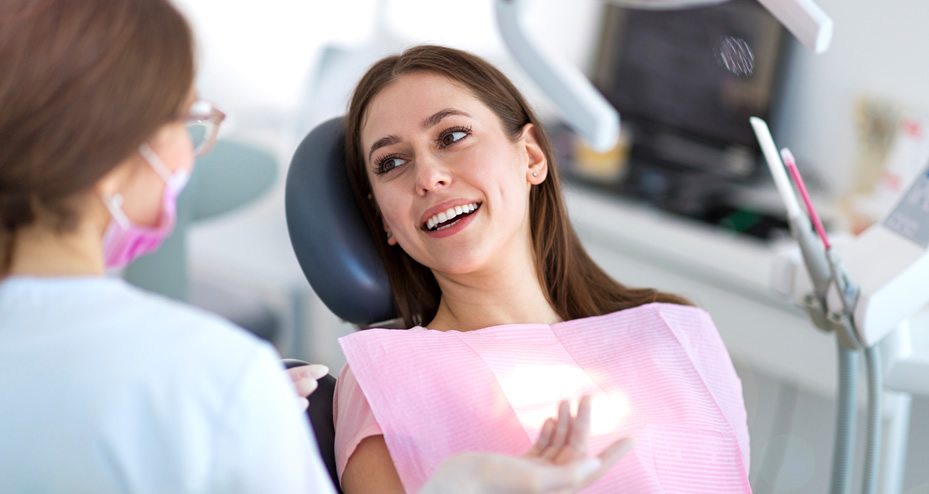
284,117,395,493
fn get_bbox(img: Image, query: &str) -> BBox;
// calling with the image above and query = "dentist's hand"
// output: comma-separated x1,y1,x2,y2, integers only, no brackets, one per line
283,359,329,411
419,396,634,494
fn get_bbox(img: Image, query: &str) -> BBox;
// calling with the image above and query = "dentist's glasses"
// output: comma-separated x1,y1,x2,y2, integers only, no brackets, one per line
186,101,226,157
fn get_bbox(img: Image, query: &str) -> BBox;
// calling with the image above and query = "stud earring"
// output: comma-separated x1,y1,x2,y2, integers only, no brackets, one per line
532,172,538,177
386,231,392,240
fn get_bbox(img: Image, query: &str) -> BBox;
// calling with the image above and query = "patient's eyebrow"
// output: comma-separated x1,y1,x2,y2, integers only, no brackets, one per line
421,108,471,130
368,135,400,163
367,109,472,163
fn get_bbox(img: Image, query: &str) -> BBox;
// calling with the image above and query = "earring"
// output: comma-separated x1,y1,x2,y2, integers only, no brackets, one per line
532,172,538,177
386,231,392,240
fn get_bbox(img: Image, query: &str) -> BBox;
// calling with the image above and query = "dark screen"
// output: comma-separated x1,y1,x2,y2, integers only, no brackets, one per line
594,0,787,174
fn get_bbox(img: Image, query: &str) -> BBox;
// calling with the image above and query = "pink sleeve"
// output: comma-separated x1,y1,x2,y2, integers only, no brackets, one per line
333,364,383,482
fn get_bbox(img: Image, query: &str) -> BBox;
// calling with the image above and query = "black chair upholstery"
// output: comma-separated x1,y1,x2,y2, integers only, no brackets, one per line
283,359,341,494
284,116,396,327
284,117,400,493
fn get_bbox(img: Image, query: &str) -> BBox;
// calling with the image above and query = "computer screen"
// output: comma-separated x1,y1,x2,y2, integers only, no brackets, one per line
593,0,788,178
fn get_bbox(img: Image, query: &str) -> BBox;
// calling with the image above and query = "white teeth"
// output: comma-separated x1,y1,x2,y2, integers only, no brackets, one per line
424,202,480,231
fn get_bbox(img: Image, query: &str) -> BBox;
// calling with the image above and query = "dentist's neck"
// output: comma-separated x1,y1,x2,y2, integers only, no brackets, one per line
8,220,106,277
6,200,109,278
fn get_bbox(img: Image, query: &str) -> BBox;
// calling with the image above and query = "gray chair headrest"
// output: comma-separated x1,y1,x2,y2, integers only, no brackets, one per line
285,117,396,326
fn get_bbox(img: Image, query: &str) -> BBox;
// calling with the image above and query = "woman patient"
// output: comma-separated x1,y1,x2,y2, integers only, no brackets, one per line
334,45,751,493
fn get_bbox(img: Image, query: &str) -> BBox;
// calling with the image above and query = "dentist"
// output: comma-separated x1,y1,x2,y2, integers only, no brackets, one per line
0,0,629,492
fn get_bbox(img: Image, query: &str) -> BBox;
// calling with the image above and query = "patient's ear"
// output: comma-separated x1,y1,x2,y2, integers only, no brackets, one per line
521,123,547,185
382,220,397,246
369,192,397,246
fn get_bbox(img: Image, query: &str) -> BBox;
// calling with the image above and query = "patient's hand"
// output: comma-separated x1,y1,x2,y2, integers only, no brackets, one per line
527,396,596,465
285,363,329,411
420,396,634,494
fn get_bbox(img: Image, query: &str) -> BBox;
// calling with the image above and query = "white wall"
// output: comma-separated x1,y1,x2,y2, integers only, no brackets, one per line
772,0,929,193
174,0,603,137
173,0,377,118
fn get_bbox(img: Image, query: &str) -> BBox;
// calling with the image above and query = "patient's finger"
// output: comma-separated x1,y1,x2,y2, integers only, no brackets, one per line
529,418,555,456
542,400,571,461
557,395,591,463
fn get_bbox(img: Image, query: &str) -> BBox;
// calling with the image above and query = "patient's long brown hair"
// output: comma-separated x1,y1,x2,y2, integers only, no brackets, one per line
345,45,689,327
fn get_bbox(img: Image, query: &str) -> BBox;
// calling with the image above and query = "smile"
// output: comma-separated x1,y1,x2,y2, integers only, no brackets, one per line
423,202,481,232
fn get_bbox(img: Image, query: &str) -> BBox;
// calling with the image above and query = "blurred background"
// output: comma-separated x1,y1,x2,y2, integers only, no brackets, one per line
132,1,929,491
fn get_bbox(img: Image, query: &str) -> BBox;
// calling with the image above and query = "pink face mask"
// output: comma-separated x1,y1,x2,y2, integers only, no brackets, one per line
101,143,190,269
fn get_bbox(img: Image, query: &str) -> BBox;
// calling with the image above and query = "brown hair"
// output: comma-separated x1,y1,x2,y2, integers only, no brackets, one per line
0,0,195,272
345,45,690,328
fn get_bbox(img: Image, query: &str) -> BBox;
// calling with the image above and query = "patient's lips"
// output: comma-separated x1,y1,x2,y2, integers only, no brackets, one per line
420,201,482,237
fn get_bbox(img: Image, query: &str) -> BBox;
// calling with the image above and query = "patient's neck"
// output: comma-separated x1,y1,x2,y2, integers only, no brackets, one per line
426,241,560,332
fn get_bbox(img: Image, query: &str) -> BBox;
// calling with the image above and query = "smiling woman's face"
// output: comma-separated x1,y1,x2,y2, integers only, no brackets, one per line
360,71,545,277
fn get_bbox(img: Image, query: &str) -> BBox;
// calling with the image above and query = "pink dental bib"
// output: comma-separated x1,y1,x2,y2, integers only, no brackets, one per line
337,303,751,493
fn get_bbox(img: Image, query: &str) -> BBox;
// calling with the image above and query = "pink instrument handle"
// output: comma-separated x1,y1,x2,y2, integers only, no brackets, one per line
781,149,831,250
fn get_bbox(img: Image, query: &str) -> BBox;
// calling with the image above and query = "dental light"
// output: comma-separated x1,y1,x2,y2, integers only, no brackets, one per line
494,0,833,151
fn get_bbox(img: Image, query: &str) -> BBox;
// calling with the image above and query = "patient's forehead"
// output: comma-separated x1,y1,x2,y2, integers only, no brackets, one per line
361,72,491,142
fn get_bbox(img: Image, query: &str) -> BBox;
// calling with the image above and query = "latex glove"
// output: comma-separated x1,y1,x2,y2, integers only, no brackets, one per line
284,361,329,411
418,396,634,494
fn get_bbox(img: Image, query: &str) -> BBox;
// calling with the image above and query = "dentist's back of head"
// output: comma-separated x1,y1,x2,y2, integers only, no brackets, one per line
0,2,334,493
0,0,194,273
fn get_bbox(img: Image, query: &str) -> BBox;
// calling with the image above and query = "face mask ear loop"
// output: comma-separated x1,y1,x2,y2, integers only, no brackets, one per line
101,193,131,229
139,142,173,183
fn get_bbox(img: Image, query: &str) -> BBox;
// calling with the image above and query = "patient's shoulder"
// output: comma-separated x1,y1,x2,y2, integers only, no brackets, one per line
333,364,384,482
582,301,712,328
333,364,362,417
631,301,709,318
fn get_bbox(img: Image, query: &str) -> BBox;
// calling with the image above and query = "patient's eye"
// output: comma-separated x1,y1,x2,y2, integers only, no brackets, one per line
373,155,407,175
438,126,471,148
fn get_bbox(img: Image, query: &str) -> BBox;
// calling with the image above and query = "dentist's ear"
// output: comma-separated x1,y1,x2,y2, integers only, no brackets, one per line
521,123,547,185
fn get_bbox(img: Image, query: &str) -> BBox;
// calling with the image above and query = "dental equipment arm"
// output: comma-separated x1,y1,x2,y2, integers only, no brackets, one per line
495,0,620,152
606,0,832,53
754,0,832,53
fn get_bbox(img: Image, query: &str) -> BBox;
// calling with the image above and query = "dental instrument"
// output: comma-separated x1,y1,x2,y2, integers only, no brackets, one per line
750,118,833,320
751,117,863,493
756,115,929,494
